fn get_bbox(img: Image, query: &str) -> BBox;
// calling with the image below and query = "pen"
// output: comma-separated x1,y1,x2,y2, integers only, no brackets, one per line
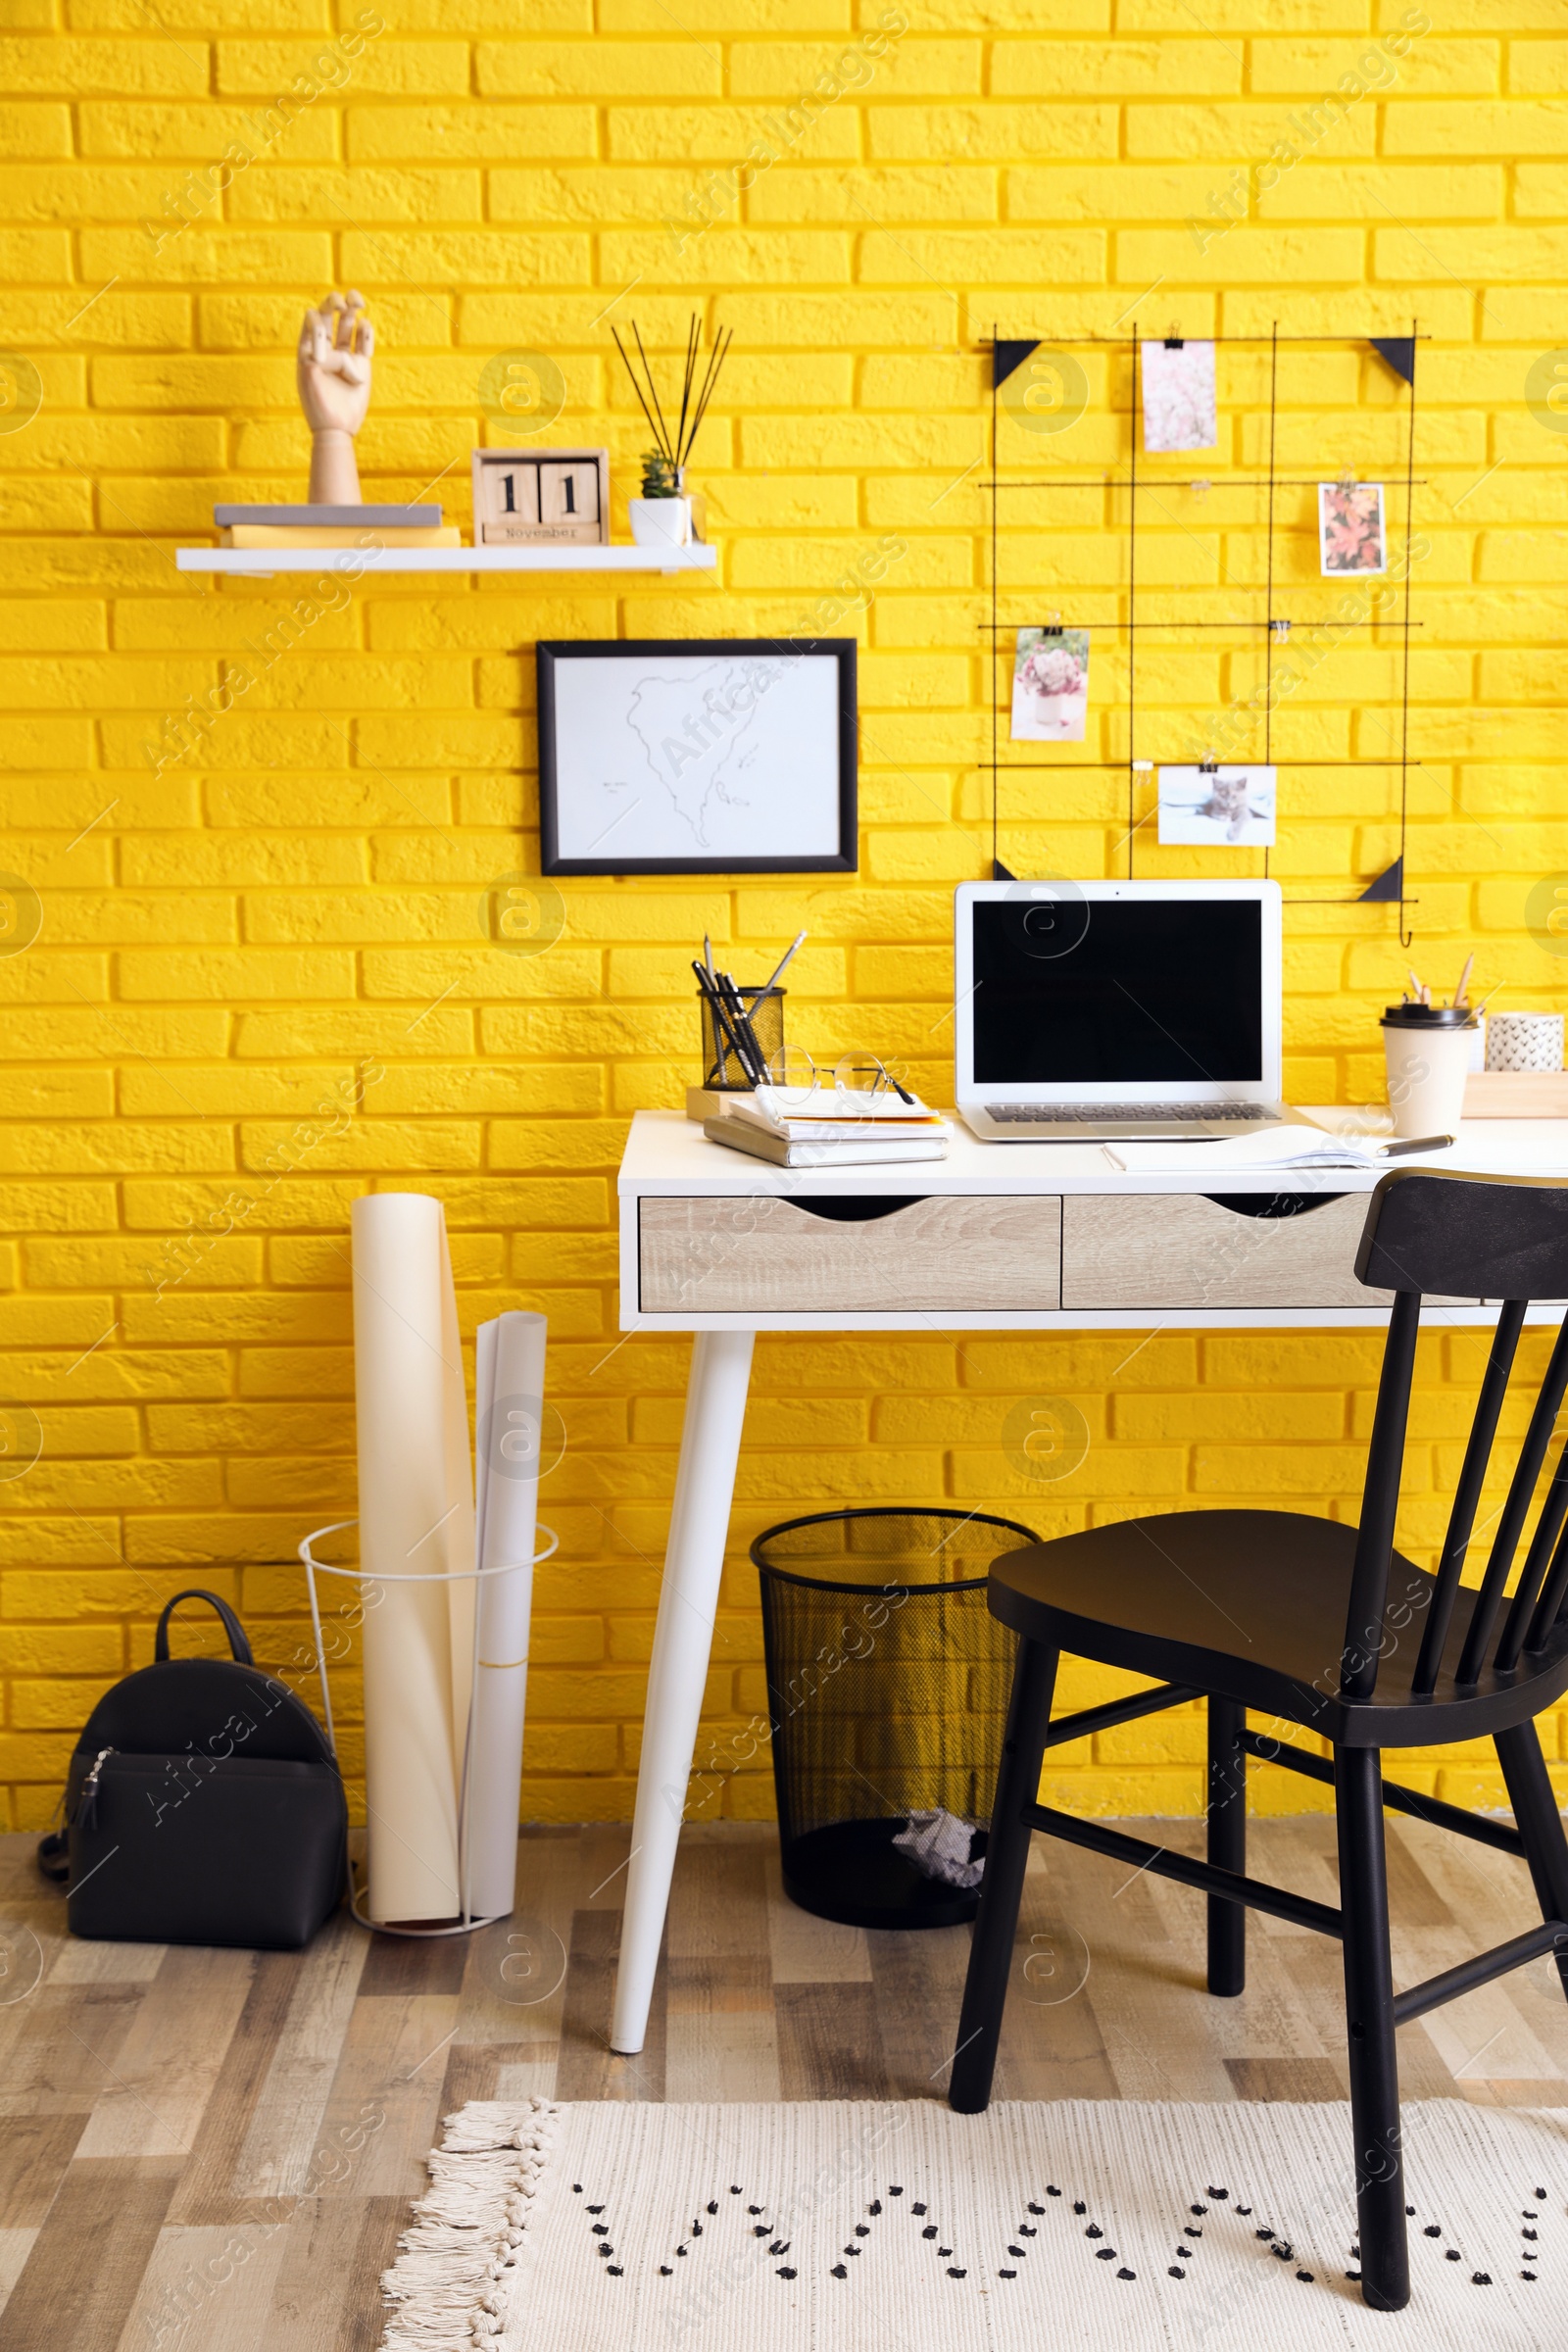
703,933,716,980
1378,1134,1453,1156
719,970,768,1083
692,961,759,1086
1453,953,1474,1007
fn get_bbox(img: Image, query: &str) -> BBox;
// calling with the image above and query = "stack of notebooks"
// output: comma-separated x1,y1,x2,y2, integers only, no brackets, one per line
705,1085,952,1169
215,504,461,549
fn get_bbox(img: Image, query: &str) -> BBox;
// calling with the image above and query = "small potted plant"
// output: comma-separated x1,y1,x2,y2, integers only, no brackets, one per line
629,448,691,549
614,316,731,551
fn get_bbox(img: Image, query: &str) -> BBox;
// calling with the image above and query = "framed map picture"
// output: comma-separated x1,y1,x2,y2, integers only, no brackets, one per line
536,639,858,875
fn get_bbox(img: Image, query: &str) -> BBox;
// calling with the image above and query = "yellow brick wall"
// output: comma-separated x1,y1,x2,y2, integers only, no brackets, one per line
3,0,1567,1832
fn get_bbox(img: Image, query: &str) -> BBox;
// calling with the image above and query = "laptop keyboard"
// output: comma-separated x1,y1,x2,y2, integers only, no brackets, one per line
987,1102,1274,1124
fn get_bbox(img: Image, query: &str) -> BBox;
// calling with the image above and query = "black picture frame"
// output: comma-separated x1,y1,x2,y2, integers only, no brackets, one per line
536,637,858,876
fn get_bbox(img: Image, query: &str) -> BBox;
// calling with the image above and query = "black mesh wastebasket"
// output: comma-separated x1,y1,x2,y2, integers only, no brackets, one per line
751,1506,1039,1931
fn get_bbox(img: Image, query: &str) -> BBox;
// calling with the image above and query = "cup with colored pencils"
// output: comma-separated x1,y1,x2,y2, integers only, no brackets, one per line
1380,955,1479,1139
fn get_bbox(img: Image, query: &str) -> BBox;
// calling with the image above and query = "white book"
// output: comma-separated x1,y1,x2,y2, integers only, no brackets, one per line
703,1118,949,1169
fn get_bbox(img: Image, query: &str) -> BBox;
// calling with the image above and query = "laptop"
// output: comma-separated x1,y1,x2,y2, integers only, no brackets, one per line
955,878,1298,1143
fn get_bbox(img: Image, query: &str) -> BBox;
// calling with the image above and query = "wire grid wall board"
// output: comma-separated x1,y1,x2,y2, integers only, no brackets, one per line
984,326,1423,946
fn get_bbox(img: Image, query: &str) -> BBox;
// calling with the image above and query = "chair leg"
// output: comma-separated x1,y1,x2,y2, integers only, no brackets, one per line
949,1637,1058,2115
1495,1720,1568,2001
1335,1744,1409,2312
1206,1694,1247,1996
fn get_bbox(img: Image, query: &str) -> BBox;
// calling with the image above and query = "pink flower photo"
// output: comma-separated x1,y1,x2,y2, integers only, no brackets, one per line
1318,480,1388,575
1009,626,1090,742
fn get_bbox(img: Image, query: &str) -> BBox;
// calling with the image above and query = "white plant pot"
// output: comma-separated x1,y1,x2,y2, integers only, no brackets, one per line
629,495,693,550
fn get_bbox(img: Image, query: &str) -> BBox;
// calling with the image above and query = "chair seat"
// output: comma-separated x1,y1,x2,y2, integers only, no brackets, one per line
989,1508,1568,1748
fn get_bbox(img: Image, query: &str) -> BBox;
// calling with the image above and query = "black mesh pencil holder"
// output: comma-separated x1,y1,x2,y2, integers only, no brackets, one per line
699,985,784,1091
751,1506,1039,1930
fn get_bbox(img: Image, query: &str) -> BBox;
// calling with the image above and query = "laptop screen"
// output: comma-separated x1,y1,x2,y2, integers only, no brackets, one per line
970,898,1264,1086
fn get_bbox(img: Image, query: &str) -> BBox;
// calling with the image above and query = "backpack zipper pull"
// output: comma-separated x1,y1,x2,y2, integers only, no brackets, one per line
77,1746,114,1834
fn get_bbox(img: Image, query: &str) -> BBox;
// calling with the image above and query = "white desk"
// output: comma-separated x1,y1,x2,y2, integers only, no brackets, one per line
608,1110,1568,2053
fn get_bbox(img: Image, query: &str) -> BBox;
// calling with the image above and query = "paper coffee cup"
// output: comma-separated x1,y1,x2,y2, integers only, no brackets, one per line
1380,1004,1476,1139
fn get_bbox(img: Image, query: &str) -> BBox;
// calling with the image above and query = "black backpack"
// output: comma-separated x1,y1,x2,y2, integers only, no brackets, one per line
38,1589,347,1949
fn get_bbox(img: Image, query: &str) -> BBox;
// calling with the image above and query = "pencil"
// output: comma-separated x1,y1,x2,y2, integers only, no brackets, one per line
760,929,807,995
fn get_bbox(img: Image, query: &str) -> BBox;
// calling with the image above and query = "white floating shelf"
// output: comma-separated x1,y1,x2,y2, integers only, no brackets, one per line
176,544,716,576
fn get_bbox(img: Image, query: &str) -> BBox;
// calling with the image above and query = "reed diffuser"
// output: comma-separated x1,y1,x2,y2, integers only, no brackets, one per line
612,314,732,549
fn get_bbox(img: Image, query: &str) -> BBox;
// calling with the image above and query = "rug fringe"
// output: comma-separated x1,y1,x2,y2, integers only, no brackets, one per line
378,2097,558,2349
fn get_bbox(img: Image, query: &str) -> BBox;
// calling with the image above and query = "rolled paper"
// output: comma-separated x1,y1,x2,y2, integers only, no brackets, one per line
352,1193,475,1926
465,1310,548,1920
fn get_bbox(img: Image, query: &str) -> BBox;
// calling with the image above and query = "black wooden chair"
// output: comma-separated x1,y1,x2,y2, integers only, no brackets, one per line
950,1170,1568,2312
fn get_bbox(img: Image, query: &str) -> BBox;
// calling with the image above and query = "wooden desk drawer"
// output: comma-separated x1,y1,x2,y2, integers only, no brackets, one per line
640,1195,1062,1314
1061,1193,1393,1310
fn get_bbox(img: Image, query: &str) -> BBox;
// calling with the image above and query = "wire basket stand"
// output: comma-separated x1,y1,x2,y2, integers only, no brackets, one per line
299,1515,558,1940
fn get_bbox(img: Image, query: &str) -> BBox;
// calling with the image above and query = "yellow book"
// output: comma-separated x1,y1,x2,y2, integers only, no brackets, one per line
220,525,463,548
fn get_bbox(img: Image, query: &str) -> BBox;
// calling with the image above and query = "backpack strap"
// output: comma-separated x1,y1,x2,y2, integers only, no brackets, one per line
36,1829,69,1885
155,1589,253,1664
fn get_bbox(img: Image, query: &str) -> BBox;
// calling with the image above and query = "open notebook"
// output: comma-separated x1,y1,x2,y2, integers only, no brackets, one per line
1101,1123,1456,1174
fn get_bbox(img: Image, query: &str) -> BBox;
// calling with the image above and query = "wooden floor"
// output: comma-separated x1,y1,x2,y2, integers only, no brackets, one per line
4,1813,1568,2349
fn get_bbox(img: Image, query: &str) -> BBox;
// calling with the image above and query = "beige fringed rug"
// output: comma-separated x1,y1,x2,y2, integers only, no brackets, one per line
380,2097,1567,2350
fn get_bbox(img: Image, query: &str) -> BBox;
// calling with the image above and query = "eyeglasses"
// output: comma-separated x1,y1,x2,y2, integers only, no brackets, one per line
762,1049,914,1114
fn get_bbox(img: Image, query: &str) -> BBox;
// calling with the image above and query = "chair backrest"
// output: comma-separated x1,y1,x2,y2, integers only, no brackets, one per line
1344,1170,1568,1702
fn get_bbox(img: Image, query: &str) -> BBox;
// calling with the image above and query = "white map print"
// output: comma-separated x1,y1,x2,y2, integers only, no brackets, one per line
549,650,844,866
625,657,781,848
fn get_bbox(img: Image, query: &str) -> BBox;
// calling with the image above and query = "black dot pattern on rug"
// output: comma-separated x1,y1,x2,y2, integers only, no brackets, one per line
609,2157,1556,2302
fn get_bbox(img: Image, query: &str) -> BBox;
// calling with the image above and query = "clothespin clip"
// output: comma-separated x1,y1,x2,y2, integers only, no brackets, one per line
1199,754,1219,774
1040,609,1063,639
1163,320,1185,350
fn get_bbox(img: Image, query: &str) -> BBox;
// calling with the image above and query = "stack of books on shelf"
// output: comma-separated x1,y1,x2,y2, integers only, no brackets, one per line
215,504,460,548
705,1085,952,1169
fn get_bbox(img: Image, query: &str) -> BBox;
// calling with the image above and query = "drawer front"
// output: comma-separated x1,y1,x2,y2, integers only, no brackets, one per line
639,1195,1062,1314
1061,1193,1393,1310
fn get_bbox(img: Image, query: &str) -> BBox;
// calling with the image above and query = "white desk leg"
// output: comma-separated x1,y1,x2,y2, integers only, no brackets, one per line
611,1326,755,2055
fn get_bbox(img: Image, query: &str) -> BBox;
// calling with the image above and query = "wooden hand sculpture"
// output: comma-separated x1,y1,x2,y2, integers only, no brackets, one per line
296,289,374,506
